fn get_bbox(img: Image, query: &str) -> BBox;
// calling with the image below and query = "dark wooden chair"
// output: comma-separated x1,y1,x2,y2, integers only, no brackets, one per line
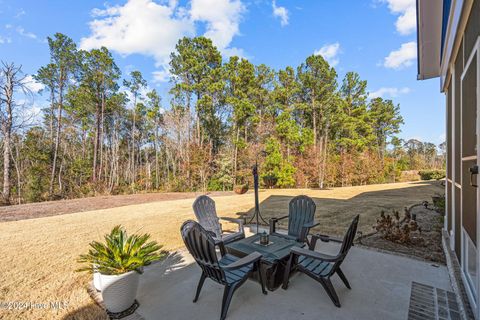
269,195,318,244
282,215,360,308
193,195,245,245
180,220,267,320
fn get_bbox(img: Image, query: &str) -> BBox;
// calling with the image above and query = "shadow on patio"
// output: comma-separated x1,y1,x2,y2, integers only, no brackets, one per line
134,240,451,320
235,180,443,236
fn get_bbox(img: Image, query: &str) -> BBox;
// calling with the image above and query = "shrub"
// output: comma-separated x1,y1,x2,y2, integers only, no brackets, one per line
77,225,167,275
418,170,446,180
432,193,446,215
207,179,223,191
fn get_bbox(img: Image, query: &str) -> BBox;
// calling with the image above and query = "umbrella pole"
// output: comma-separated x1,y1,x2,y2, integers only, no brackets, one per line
248,159,267,233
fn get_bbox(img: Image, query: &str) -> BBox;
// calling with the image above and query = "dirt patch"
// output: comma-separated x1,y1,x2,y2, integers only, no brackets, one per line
359,205,445,264
0,191,234,222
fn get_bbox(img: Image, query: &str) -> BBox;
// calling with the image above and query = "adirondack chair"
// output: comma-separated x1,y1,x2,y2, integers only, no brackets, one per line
281,215,359,308
181,220,267,320
269,195,318,244
193,195,245,245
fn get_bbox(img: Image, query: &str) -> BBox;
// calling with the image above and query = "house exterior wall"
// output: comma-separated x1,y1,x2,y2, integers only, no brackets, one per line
426,0,479,316
454,47,463,257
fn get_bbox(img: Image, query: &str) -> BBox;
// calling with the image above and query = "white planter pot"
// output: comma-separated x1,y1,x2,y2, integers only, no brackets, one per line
100,270,140,313
93,270,102,291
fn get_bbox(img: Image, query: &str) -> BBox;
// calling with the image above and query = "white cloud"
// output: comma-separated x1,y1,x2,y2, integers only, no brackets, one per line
383,0,414,13
383,41,417,69
81,0,246,82
368,87,410,99
190,0,245,53
272,1,289,26
22,75,45,93
314,42,341,67
382,0,416,35
395,5,416,35
80,0,193,68
16,26,36,39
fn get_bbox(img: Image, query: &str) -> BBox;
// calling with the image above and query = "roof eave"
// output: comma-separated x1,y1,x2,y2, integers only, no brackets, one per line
416,0,443,81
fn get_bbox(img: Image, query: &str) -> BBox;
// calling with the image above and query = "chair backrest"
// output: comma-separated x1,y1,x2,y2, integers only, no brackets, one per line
332,215,359,272
180,220,226,284
288,195,316,239
193,195,222,238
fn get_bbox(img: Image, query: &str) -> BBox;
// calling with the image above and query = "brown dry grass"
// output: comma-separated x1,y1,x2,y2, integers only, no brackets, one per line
0,181,442,319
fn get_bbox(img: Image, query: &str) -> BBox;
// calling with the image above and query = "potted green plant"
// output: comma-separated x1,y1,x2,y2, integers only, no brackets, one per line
77,225,166,313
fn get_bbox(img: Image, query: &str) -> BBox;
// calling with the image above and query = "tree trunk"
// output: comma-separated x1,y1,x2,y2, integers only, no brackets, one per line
49,88,55,143
233,127,240,186
49,81,64,196
321,133,329,188
317,134,323,188
196,114,201,147
312,91,317,147
93,101,101,182
99,89,105,182
130,93,137,188
12,142,21,204
154,124,160,189
196,91,203,147
3,123,11,203
2,71,13,203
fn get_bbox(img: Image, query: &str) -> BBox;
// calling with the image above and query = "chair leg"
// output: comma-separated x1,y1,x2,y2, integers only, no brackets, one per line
193,271,207,303
319,278,341,308
337,268,351,289
220,285,236,320
282,253,294,290
256,261,267,295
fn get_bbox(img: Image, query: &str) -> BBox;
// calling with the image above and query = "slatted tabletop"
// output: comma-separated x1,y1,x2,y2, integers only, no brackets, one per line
225,233,303,264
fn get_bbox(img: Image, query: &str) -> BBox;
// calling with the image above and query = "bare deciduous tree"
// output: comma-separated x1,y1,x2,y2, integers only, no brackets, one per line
0,62,30,204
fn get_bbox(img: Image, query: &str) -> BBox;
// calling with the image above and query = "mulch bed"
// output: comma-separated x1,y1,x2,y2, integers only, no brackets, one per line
358,204,446,264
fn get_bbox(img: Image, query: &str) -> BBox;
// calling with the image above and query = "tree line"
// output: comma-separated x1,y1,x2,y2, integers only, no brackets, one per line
0,33,444,204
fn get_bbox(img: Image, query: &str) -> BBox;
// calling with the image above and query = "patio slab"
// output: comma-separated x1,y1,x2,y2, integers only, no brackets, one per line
135,241,452,320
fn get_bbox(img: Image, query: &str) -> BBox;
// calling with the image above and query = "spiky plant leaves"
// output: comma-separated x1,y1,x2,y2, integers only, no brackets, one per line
77,225,166,275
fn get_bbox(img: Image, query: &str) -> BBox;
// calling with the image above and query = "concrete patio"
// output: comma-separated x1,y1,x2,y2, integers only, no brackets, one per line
132,240,453,320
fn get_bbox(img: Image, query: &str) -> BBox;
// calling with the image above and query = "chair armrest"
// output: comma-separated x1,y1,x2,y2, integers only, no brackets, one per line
270,215,289,222
299,221,319,244
303,221,320,228
222,252,262,270
269,215,289,234
219,217,245,233
290,247,343,263
220,217,243,225
314,234,343,243
309,234,343,250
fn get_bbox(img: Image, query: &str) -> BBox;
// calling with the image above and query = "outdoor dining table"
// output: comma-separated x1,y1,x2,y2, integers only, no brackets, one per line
225,233,305,291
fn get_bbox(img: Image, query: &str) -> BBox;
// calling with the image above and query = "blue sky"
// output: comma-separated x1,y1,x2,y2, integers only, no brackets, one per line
0,0,445,145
